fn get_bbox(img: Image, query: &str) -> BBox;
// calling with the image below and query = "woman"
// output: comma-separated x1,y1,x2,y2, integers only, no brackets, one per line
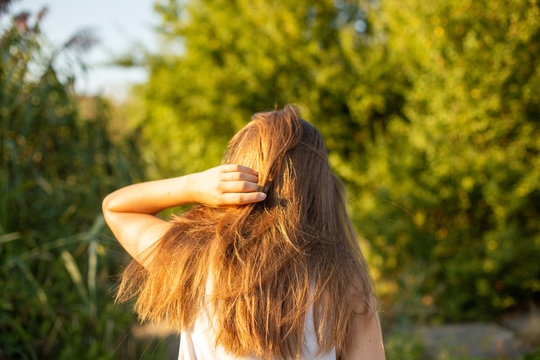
102,105,385,359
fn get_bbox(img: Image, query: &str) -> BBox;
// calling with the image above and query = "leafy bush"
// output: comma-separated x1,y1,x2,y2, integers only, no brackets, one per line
384,333,424,360
353,0,540,321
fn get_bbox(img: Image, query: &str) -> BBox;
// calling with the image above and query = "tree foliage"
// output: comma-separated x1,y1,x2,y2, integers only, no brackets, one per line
132,0,404,176
132,0,540,321
360,0,540,320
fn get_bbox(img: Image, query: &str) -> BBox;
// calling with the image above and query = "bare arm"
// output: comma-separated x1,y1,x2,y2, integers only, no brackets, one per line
341,297,386,360
102,164,265,267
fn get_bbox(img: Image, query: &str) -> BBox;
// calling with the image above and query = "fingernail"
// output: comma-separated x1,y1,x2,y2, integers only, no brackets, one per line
258,193,266,200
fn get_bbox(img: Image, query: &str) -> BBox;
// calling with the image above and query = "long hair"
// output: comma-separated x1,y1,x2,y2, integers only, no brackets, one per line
116,105,373,359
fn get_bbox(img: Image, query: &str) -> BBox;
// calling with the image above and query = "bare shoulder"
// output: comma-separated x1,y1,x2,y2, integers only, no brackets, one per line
341,273,386,360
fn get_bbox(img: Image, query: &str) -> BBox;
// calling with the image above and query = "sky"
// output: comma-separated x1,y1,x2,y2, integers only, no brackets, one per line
8,0,159,100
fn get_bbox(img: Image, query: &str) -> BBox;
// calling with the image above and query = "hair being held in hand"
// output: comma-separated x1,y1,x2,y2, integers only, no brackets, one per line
116,104,374,359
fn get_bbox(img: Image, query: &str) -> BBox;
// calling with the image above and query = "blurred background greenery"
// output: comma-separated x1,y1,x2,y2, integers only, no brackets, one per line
1,0,539,358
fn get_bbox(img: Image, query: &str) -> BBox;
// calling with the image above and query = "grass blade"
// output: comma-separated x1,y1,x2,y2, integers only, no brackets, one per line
15,260,56,318
61,250,88,304
88,239,97,318
0,231,20,244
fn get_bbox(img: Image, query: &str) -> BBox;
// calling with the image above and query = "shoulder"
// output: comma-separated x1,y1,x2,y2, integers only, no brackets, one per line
341,271,386,360
341,295,385,359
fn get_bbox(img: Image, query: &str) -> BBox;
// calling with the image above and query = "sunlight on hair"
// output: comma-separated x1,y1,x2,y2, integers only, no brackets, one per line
116,105,374,359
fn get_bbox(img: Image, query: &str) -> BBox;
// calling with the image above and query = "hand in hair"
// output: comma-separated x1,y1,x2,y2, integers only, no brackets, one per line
193,164,266,206
102,164,265,266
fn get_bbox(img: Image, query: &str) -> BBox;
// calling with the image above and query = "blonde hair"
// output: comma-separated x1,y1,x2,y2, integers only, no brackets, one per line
116,105,373,359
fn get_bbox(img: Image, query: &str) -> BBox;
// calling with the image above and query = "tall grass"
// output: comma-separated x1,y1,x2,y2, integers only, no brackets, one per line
0,3,163,358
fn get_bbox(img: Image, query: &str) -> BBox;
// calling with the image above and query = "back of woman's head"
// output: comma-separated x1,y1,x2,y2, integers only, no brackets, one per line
224,105,339,235
117,105,373,360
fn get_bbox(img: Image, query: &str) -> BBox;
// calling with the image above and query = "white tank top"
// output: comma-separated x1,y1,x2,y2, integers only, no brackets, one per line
178,302,336,360
178,271,336,360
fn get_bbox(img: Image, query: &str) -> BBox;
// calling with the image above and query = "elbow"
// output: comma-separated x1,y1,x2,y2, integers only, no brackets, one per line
102,194,109,213
102,193,121,227
102,193,114,215
102,195,112,227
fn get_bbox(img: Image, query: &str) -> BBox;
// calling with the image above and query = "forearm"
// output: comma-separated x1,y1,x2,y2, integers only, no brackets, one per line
101,165,263,266
102,174,199,215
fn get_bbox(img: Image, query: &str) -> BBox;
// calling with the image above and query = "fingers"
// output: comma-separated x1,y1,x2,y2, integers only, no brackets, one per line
221,192,267,205
220,164,258,177
219,180,259,193
216,164,266,205
221,171,258,183
219,164,259,191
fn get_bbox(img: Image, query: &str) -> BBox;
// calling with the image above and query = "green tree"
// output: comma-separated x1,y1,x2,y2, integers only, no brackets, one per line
357,0,540,320
130,0,539,321
130,0,404,177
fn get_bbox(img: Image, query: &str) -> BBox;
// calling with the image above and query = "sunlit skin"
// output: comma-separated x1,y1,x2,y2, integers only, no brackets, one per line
102,164,265,267
103,106,386,359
